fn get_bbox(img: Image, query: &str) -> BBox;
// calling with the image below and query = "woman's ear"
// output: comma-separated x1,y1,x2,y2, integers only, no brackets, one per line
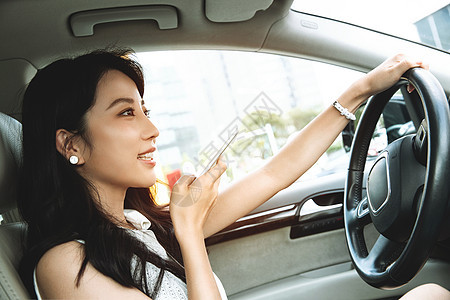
55,129,86,165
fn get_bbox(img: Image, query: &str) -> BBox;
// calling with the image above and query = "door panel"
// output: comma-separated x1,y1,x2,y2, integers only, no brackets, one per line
207,172,372,295
208,227,350,295
208,221,450,299
208,224,379,296
228,260,450,300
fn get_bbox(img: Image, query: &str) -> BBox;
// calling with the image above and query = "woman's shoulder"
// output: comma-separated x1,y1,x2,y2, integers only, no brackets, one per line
37,240,84,275
35,241,150,299
39,240,84,259
35,241,84,298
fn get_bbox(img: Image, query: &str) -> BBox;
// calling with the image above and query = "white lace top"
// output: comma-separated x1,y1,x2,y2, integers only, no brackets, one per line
33,209,227,299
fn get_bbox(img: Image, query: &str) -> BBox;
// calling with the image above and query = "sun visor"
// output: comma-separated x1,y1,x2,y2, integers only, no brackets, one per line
205,0,274,22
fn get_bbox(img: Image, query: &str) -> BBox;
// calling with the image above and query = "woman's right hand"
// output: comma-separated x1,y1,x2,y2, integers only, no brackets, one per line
169,157,227,240
169,158,227,300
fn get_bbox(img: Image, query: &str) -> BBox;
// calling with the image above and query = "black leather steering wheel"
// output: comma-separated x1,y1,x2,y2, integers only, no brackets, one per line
344,67,450,288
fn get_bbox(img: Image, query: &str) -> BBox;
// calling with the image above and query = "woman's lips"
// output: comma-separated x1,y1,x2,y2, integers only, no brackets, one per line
137,150,156,166
137,152,154,160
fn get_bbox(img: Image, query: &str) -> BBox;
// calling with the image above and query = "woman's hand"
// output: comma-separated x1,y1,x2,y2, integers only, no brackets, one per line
170,157,227,240
169,158,227,300
358,54,429,99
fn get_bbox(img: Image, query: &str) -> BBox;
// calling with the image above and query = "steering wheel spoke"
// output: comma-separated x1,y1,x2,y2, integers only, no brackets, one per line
413,119,428,166
364,235,404,275
356,196,371,226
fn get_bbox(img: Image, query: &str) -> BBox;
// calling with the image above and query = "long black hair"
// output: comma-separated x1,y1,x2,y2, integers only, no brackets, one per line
18,48,185,298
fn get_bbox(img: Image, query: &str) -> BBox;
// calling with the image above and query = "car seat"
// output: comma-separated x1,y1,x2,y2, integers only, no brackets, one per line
0,112,30,299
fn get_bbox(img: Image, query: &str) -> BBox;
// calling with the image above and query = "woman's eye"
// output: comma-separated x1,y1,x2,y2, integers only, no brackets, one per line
120,108,135,116
144,109,151,118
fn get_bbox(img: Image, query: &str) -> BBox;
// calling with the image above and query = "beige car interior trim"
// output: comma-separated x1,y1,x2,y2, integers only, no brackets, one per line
0,60,37,120
229,259,450,300
208,226,378,295
205,0,274,22
70,5,179,37
0,223,29,300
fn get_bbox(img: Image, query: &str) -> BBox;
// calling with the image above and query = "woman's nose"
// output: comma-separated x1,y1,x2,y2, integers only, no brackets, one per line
141,115,159,140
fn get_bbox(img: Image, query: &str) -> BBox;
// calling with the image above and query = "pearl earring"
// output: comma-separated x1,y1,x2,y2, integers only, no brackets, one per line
69,155,79,165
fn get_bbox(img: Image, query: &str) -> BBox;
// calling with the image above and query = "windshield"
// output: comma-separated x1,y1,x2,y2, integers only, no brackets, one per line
292,0,450,53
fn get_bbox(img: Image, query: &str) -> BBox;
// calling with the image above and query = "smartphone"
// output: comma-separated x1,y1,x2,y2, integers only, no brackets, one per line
197,129,239,177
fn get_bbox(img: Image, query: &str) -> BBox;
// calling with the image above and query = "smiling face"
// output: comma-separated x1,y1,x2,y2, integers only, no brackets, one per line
78,69,159,193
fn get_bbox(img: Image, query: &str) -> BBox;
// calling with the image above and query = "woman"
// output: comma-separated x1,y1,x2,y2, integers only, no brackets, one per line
18,48,433,299
401,284,450,299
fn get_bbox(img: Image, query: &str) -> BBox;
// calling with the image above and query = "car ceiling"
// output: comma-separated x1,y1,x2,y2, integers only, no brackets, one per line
0,0,293,67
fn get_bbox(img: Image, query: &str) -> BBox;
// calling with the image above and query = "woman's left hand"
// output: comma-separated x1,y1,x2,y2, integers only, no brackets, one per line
358,54,429,99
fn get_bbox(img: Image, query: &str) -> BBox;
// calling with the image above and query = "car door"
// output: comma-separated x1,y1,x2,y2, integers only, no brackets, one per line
205,91,450,299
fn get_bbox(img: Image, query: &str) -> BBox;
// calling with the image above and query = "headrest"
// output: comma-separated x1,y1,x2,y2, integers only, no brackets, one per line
0,113,22,214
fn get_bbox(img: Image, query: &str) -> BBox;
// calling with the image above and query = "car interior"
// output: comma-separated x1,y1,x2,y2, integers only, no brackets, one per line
1,0,450,299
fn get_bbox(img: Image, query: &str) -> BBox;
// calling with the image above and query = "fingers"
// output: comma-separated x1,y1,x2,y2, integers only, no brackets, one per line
417,60,430,71
174,174,196,189
389,54,429,94
391,54,429,72
204,156,227,183
170,174,199,207
399,56,420,69
173,156,226,206
415,60,429,70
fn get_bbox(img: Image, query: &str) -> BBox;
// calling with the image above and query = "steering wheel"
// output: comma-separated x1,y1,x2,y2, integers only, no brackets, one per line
344,67,450,288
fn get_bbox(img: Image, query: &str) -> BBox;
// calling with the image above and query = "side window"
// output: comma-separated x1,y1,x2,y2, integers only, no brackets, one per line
136,51,364,203
383,94,415,143
352,90,415,158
